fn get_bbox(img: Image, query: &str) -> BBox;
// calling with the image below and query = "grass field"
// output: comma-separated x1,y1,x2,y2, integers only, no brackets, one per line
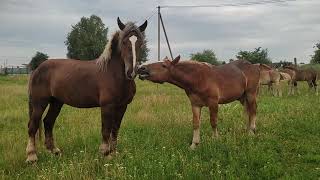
0,75,320,179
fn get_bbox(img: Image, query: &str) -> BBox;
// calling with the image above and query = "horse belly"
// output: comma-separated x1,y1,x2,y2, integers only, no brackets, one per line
51,80,100,108
216,79,245,104
218,91,244,104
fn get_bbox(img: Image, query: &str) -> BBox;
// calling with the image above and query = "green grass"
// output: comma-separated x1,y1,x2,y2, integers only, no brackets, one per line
1,75,320,179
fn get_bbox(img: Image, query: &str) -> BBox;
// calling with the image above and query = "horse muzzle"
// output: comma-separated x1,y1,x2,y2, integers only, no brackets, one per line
137,66,150,80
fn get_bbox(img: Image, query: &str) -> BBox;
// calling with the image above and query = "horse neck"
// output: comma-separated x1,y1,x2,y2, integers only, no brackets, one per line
168,64,201,91
107,53,126,78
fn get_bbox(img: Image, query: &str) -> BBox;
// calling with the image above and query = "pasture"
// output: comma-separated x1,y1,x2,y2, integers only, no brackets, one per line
0,75,320,179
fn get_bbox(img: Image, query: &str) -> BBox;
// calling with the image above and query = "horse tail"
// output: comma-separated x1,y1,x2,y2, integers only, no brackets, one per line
28,72,42,142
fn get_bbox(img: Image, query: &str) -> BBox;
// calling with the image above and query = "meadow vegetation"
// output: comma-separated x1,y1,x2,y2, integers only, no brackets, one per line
0,75,319,179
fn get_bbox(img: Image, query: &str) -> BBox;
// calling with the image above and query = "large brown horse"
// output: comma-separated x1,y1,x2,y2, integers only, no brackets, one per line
138,56,260,149
26,18,147,163
283,66,318,95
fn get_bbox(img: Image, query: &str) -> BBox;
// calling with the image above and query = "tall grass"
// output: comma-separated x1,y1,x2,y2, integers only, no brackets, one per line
0,75,319,179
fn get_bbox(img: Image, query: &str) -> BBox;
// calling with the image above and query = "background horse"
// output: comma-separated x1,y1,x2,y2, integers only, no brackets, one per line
258,64,282,96
138,56,260,149
280,68,296,95
283,66,318,95
26,17,147,163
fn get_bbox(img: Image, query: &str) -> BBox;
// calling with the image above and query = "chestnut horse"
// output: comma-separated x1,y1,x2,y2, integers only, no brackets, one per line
283,66,318,95
138,56,260,149
26,18,147,163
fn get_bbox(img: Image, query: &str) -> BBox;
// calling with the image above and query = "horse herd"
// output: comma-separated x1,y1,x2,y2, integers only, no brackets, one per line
258,63,318,96
25,18,318,163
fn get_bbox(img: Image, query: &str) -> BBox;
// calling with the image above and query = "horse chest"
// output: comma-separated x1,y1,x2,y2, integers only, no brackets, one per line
101,81,136,105
187,93,206,107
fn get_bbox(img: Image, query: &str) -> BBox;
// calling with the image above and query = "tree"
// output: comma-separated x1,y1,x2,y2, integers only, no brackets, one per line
29,51,49,71
310,43,320,64
190,49,219,65
65,15,108,60
137,32,149,65
236,47,272,64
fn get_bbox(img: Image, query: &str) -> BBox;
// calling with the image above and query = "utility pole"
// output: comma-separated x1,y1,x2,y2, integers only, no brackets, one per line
157,6,161,61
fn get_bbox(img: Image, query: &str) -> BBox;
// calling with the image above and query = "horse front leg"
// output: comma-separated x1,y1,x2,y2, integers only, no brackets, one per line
208,100,219,139
190,105,202,150
100,104,115,158
111,105,128,152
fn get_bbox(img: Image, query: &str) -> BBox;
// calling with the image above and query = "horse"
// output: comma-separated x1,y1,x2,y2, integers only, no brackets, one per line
26,17,148,163
279,68,296,95
137,56,260,149
283,66,318,95
257,64,282,96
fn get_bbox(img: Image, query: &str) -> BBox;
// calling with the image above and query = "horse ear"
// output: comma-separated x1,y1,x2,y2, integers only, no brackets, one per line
139,20,148,32
117,17,125,30
172,55,181,65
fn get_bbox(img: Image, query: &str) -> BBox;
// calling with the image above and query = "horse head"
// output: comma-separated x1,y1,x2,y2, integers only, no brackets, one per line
117,17,147,80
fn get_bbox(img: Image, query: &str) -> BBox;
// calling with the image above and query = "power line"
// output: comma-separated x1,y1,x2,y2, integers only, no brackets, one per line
137,8,158,24
160,0,296,8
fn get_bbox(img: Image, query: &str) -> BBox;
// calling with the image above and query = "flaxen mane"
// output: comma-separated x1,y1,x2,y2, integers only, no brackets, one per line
97,22,145,71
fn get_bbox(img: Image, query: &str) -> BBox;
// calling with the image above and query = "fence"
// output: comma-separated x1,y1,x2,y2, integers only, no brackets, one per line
0,66,30,75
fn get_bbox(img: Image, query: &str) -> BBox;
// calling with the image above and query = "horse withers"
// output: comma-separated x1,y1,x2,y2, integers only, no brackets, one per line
26,18,147,163
137,56,260,149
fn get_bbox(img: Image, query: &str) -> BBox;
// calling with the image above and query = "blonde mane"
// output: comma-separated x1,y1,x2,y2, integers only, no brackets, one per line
96,31,120,71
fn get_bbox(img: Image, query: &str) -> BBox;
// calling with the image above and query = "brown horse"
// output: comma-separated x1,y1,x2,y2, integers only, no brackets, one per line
258,64,282,96
26,17,147,163
137,56,260,149
283,66,318,95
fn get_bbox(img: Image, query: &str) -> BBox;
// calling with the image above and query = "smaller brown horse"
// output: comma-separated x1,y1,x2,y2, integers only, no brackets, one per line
138,56,260,149
258,64,282,96
283,66,318,95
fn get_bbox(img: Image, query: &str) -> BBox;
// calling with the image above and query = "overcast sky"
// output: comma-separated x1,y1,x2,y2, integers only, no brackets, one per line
0,0,319,66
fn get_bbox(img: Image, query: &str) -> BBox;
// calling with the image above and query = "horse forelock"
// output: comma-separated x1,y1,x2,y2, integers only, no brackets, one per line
97,22,145,72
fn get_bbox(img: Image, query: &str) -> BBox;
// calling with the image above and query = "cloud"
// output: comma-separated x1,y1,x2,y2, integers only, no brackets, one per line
0,0,319,66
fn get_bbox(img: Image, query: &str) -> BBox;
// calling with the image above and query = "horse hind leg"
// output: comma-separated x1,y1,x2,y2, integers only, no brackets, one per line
312,79,318,95
275,81,282,97
43,98,63,155
26,99,48,163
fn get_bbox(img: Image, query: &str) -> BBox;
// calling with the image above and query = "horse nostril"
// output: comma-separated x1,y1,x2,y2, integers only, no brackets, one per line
138,66,146,73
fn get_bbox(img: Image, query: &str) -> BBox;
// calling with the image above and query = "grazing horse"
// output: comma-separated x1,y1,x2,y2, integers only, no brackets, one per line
280,68,296,95
137,56,260,149
258,64,282,96
26,17,148,163
283,66,318,95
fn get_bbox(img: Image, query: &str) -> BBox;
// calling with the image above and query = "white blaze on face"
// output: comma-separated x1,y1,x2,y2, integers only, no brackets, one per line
129,35,138,72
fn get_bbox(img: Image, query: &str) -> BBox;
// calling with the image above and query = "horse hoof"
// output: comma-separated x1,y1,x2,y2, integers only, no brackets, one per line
52,148,61,155
26,153,38,163
189,143,197,150
99,143,110,155
106,154,113,160
248,130,255,136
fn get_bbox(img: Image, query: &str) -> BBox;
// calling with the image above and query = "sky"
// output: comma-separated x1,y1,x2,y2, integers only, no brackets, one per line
0,0,319,66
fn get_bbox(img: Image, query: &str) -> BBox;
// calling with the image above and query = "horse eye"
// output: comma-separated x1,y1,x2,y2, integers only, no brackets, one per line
162,64,167,68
